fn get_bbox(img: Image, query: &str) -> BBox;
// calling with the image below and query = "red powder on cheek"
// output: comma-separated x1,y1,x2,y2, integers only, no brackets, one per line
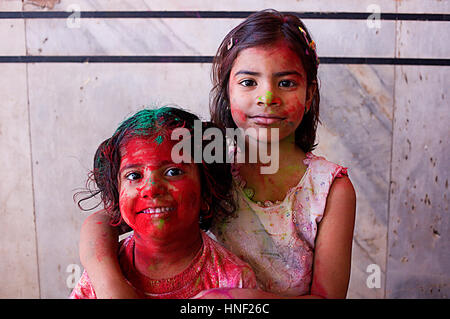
282,98,305,120
231,107,247,123
172,176,202,216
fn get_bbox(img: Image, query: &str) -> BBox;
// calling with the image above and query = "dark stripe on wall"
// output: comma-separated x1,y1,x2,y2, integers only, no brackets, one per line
1,56,449,66
0,11,449,21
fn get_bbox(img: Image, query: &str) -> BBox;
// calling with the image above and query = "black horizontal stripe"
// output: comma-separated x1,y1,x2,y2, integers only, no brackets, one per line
0,11,449,21
0,56,213,63
0,56,448,66
320,57,450,66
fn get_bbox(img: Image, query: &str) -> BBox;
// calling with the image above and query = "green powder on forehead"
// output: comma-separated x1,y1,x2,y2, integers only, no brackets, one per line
154,135,164,145
114,107,174,138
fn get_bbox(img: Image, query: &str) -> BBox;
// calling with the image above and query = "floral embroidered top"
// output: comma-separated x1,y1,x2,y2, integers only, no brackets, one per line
210,152,348,297
70,231,256,299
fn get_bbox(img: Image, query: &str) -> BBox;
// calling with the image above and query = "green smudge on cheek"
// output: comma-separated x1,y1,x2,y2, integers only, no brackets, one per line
157,218,165,230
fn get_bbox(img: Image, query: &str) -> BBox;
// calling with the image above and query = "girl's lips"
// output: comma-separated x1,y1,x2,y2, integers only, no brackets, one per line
137,207,175,215
249,115,285,125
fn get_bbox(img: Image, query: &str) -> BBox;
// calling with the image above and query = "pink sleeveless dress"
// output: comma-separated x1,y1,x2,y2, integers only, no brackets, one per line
210,152,348,296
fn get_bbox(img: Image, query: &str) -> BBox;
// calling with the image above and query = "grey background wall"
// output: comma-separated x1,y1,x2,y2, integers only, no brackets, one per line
0,0,448,298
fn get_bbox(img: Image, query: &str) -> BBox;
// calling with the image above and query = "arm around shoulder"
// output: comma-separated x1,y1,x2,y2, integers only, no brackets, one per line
79,209,140,298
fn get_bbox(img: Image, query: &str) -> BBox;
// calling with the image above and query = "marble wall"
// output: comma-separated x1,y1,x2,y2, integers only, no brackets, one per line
0,0,448,298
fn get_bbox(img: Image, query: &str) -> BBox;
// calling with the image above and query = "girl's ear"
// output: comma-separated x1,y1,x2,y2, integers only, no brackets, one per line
199,198,212,222
200,198,210,212
305,81,318,112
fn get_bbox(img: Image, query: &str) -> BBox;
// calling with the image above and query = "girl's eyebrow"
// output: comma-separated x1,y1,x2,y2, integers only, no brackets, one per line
234,70,302,77
119,160,173,174
273,70,302,77
119,163,143,175
234,70,260,77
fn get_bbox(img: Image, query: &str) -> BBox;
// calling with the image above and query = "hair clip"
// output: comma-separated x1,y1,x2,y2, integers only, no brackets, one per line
298,27,309,44
227,37,234,50
298,26,319,66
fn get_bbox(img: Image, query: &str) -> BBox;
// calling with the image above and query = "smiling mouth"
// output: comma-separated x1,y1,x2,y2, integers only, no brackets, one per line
137,207,175,215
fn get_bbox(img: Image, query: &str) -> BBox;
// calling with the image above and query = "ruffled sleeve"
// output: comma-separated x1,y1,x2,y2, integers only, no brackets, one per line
336,166,348,178
69,270,96,299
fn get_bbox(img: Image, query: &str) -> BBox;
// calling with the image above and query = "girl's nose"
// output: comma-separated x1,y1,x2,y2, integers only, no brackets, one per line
257,90,281,107
137,177,166,199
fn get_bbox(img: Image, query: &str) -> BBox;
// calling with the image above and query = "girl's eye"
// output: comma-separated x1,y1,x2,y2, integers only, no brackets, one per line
279,80,296,88
239,79,256,87
165,167,184,177
125,172,142,181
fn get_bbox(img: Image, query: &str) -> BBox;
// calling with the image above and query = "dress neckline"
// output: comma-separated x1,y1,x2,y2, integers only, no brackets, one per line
126,232,206,295
231,152,315,208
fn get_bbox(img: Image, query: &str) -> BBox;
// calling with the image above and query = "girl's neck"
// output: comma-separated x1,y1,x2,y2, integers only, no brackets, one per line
133,229,203,280
241,133,305,168
238,133,308,203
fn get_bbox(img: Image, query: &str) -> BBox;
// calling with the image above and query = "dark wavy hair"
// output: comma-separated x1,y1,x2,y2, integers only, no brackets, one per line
210,9,320,153
75,107,234,231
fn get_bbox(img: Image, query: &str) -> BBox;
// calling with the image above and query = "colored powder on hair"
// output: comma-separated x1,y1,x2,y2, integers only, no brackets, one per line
114,108,174,138
154,135,164,145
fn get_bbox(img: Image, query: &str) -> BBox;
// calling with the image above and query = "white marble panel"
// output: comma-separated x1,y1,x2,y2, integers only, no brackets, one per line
25,18,239,56
25,17,395,58
22,0,397,12
0,0,26,56
0,20,26,55
27,62,212,297
0,0,22,11
396,21,450,59
22,0,398,59
307,20,395,58
397,0,450,13
315,64,394,298
0,64,40,298
387,65,449,298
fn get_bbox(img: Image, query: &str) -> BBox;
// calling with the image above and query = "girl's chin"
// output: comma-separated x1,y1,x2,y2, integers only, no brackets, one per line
244,129,287,144
133,222,171,237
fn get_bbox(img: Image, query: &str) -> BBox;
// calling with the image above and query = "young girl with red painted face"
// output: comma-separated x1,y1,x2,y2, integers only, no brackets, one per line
78,9,356,299
70,108,256,298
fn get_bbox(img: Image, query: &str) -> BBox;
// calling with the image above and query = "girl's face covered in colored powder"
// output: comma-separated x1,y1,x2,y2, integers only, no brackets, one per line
228,41,310,143
118,136,202,240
